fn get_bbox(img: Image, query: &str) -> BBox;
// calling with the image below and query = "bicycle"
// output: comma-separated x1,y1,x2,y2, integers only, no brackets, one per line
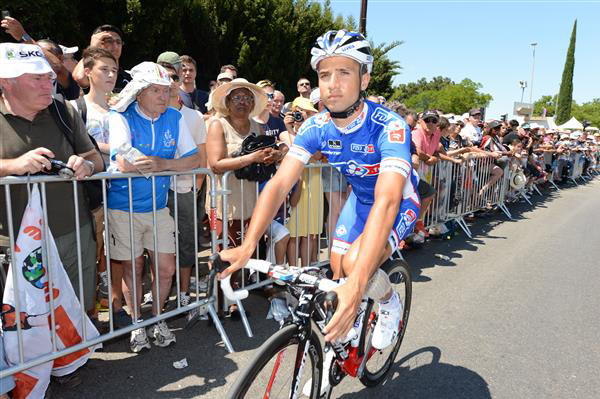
213,253,412,399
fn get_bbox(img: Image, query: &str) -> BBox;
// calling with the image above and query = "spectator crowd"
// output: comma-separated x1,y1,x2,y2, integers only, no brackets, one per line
1,16,599,398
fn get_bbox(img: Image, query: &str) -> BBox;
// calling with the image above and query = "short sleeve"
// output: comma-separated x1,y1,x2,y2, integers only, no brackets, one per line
176,116,199,158
108,111,132,161
287,118,321,164
378,118,412,178
65,100,94,154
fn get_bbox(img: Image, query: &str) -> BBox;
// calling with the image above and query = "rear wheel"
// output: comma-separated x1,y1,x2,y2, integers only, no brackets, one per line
228,324,323,399
359,259,412,387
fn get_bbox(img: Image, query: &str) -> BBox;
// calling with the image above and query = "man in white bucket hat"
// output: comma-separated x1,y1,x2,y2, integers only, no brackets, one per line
107,61,201,353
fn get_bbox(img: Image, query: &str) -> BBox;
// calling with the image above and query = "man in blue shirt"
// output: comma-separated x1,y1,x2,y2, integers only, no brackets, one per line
107,62,200,353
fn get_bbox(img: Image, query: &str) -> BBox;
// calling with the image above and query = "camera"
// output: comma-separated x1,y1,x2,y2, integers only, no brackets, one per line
292,111,304,122
1,11,10,19
42,157,74,178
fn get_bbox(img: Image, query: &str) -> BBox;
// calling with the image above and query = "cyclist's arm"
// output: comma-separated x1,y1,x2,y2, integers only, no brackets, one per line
219,155,305,276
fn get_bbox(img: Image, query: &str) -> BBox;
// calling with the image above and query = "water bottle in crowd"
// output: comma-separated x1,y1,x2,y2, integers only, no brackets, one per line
116,142,150,178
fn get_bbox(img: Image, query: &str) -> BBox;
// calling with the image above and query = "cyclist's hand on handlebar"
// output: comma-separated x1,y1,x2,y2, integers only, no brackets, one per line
323,281,363,343
217,245,253,279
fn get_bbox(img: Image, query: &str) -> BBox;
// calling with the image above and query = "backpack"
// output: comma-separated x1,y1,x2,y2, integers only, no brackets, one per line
49,95,105,211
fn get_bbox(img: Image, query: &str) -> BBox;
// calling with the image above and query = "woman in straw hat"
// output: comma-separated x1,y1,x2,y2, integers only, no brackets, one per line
206,78,285,252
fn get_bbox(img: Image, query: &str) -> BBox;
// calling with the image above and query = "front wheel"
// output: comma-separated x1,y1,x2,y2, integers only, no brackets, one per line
359,258,412,387
228,324,324,399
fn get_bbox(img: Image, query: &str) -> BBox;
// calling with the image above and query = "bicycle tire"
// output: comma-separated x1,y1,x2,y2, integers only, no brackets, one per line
359,258,412,387
227,324,324,399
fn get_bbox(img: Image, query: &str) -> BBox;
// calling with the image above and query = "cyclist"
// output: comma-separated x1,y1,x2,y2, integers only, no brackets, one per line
219,29,420,386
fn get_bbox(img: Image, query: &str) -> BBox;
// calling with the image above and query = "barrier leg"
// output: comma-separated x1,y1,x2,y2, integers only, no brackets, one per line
533,184,543,196
498,203,512,220
570,177,578,186
455,216,472,239
207,301,235,353
519,190,532,205
236,299,254,338
549,180,560,190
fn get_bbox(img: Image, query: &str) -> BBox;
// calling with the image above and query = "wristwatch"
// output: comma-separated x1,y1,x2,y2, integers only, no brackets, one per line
20,33,33,43
84,160,95,175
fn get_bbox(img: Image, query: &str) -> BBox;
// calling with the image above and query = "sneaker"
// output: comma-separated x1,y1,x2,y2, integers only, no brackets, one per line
179,292,191,307
148,320,176,347
189,275,209,293
142,291,153,306
371,292,403,350
98,271,109,298
130,326,151,353
302,348,334,397
112,309,133,330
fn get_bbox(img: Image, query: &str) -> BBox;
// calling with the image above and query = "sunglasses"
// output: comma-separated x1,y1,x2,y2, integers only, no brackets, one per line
99,37,124,46
230,94,255,103
298,82,310,87
266,93,274,99
424,118,438,124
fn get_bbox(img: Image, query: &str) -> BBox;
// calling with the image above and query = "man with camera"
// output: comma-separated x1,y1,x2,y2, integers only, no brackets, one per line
0,43,104,314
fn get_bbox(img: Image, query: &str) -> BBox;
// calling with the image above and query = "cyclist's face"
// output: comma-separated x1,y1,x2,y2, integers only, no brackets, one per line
318,56,369,114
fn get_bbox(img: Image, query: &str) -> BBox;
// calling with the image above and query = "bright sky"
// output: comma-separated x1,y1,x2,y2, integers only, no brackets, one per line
320,0,599,118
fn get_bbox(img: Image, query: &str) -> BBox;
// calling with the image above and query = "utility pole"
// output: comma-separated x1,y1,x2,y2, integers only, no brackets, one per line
359,0,368,35
529,42,537,104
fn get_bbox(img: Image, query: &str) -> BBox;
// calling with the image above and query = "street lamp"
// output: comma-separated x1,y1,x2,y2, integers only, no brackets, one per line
519,80,527,102
530,42,537,104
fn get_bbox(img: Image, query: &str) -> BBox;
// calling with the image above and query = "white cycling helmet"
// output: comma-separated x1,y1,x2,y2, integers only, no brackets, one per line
311,30,373,73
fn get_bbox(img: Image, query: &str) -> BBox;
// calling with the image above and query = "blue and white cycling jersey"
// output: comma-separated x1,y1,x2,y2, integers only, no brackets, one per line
287,100,420,253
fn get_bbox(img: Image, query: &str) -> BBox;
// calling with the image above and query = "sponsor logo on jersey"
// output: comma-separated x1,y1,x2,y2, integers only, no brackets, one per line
314,113,331,126
350,143,375,154
345,160,379,177
396,208,418,239
327,139,342,149
371,108,393,125
335,224,347,236
388,128,405,143
163,130,175,147
341,108,367,134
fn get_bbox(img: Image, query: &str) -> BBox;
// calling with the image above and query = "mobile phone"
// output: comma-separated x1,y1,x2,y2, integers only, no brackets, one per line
1,10,10,19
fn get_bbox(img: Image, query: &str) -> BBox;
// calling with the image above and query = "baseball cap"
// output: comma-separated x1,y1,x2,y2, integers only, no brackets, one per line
469,108,482,116
422,110,439,121
156,51,181,68
217,71,234,82
521,123,531,130
487,120,501,130
59,45,78,56
0,43,56,79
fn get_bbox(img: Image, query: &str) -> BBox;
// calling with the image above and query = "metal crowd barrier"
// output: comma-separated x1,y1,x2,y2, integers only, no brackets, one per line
419,154,511,239
0,168,237,381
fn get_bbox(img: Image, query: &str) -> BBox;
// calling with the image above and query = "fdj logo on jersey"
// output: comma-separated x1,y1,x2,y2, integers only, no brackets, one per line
345,160,379,177
371,108,393,125
350,143,375,154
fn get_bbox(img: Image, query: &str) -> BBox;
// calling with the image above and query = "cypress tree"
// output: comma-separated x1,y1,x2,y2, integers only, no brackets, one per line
555,19,577,125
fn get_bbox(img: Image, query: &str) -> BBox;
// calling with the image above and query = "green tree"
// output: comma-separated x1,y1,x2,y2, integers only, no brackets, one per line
555,19,577,125
402,78,492,114
367,40,402,99
391,76,454,102
533,94,558,117
571,99,600,128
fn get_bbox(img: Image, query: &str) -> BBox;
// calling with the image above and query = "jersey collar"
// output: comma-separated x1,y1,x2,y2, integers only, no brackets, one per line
332,102,369,135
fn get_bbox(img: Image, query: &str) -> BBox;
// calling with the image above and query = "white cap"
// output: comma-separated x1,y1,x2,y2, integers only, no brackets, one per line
111,62,171,112
59,45,78,55
309,87,320,105
0,43,56,79
217,71,234,81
